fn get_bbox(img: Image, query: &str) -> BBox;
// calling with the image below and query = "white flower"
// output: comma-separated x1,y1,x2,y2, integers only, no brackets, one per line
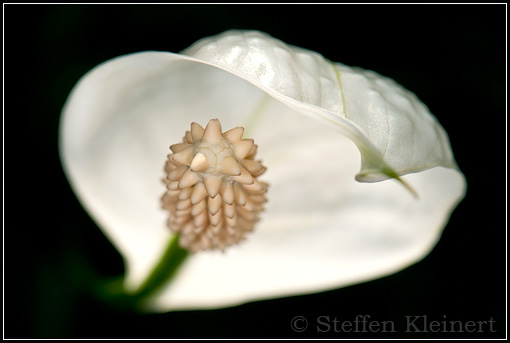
59,30,466,312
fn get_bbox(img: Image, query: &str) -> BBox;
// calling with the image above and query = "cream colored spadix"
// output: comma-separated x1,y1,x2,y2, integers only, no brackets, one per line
190,182,208,205
171,147,193,166
190,153,209,172
190,122,205,141
224,127,244,142
59,30,466,311
202,118,224,144
178,169,199,189
221,156,241,176
233,140,255,160
204,176,222,198
162,119,269,252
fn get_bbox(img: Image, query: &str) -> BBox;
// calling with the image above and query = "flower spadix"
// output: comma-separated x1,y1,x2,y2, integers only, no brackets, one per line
59,30,466,312
162,119,268,252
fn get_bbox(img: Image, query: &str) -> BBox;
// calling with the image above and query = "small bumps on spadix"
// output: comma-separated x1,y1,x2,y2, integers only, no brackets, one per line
162,119,268,252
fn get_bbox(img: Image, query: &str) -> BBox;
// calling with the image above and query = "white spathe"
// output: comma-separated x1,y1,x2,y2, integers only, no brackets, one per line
59,30,466,312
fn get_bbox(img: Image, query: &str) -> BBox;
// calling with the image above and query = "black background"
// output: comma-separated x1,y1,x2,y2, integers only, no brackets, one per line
5,4,506,339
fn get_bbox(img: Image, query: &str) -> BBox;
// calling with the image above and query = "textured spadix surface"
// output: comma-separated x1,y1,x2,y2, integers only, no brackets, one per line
59,30,466,311
162,119,268,252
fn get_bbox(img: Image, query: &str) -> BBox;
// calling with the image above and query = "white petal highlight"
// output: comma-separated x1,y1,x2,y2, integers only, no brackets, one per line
182,30,459,183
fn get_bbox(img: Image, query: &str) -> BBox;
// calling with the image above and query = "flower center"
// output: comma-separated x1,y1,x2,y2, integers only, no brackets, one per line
161,118,268,252
193,139,235,176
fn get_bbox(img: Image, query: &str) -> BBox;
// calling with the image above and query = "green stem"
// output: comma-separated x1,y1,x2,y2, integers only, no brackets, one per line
91,234,189,311
130,234,190,302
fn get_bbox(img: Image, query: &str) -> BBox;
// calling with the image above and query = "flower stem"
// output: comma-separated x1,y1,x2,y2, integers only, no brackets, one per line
130,234,189,303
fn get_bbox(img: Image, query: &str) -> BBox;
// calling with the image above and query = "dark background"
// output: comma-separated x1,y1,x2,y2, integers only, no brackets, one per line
5,4,506,339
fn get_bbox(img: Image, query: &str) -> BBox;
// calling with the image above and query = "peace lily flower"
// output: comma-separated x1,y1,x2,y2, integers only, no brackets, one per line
59,30,466,312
